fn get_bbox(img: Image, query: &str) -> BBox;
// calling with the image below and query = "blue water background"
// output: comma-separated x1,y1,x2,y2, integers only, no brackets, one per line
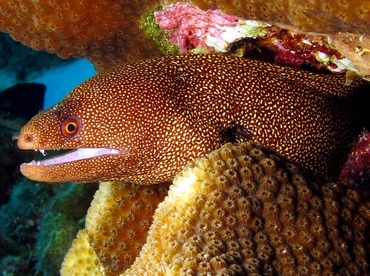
34,59,96,109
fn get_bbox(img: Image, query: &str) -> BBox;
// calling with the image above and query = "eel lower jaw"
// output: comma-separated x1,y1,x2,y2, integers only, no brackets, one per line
20,148,123,183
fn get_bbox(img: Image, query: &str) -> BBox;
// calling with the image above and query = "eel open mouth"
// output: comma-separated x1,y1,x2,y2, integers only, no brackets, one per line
19,148,123,183
26,148,121,166
16,131,125,182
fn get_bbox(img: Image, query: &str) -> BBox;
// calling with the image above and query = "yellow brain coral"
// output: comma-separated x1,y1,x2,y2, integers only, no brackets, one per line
62,142,370,275
60,229,102,275
85,182,169,275
126,142,370,274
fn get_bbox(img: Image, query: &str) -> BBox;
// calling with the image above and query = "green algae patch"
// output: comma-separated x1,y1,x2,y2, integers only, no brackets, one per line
140,7,180,56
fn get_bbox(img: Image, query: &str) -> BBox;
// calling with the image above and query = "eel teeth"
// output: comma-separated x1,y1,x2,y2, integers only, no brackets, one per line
28,148,122,166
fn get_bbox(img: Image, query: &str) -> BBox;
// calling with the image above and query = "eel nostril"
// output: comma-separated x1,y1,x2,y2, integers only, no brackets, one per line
17,133,36,149
23,134,34,144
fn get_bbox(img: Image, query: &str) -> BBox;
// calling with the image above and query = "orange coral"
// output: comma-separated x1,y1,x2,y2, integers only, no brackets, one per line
62,142,370,274
1,1,370,71
195,0,370,35
0,0,163,70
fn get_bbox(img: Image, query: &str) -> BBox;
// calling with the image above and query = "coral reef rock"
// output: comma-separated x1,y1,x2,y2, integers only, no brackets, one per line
1,1,370,71
62,142,370,275
61,182,169,275
340,131,370,193
60,229,103,275
0,0,163,71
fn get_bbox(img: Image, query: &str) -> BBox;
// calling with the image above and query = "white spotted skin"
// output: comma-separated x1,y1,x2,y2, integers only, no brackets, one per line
17,54,366,183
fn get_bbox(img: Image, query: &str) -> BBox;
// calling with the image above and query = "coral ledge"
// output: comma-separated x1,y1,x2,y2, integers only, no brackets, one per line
1,1,370,72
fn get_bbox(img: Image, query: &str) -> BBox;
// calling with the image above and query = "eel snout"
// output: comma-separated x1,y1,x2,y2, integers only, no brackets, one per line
16,132,37,150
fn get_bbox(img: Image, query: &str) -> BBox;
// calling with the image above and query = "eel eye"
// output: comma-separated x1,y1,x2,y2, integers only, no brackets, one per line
61,116,81,138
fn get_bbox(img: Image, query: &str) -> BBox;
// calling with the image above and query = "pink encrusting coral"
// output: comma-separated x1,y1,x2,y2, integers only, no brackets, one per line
155,2,242,53
340,131,370,192
154,3,354,75
264,32,344,72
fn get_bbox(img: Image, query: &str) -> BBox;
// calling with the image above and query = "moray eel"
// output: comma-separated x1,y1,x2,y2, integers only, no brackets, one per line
17,54,368,184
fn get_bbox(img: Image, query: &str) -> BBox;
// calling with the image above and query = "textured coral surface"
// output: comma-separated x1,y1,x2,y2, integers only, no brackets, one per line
154,3,369,76
127,142,370,274
1,1,370,71
62,142,370,275
0,0,162,70
85,182,169,274
195,0,370,35
61,229,103,275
